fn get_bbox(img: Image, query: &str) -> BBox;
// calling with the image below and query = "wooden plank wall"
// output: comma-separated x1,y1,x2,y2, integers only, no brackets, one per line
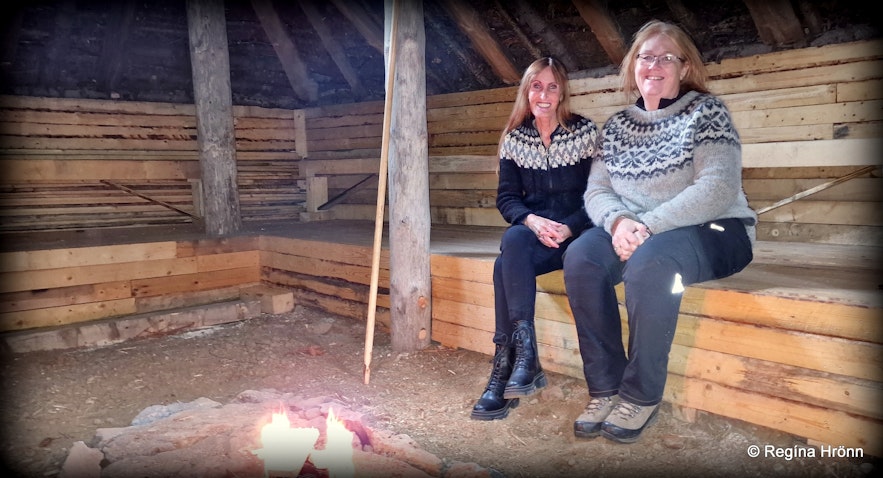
0,96,304,232
0,236,260,333
301,39,883,246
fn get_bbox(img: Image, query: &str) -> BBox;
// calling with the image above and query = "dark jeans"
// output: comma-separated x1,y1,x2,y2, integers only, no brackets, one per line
562,220,752,405
493,224,575,346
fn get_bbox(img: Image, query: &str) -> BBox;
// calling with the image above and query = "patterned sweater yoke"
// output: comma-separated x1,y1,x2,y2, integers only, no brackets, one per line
586,90,757,243
501,117,598,170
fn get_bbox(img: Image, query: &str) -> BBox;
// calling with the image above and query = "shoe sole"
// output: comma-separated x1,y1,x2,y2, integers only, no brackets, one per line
573,424,602,438
470,398,520,421
600,407,659,444
502,372,547,399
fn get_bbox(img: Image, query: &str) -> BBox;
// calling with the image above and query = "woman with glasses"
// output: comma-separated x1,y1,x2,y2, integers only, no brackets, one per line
470,57,599,421
562,20,756,443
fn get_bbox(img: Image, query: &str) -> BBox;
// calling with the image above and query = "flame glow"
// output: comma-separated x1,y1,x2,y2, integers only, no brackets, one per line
254,409,319,474
311,407,355,477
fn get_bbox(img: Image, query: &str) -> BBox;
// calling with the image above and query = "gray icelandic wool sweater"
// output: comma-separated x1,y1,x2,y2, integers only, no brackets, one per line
586,90,757,245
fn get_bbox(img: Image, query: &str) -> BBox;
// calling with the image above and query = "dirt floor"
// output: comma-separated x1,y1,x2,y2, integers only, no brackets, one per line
0,305,878,478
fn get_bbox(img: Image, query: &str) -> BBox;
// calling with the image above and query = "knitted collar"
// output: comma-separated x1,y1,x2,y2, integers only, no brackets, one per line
636,90,689,111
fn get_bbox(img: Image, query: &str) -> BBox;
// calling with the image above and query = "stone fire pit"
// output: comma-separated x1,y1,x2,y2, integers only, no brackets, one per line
59,390,494,478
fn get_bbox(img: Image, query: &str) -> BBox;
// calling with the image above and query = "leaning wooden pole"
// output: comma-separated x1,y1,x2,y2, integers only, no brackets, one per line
364,0,399,385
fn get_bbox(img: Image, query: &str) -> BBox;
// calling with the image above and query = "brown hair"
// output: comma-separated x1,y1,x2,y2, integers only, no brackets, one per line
498,57,573,152
619,20,709,100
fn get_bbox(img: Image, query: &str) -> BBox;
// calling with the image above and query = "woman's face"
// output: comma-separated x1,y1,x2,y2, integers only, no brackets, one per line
528,67,560,121
634,34,689,107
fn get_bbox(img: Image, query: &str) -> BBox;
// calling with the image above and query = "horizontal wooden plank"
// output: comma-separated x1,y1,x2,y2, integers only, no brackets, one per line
1,159,200,182
0,297,136,332
0,281,132,313
755,222,882,246
707,39,883,78
0,242,179,272
753,199,882,226
667,372,882,456
0,257,197,293
742,138,883,168
260,250,388,288
133,285,245,314
130,266,259,298
260,268,390,310
196,251,260,272
669,344,882,420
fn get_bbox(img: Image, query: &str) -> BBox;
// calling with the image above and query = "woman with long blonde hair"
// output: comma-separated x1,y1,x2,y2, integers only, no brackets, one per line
471,57,599,420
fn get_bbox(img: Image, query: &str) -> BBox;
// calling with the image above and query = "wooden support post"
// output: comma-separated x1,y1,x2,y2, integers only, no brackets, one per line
387,0,431,353
186,0,242,236
306,176,328,213
293,109,308,159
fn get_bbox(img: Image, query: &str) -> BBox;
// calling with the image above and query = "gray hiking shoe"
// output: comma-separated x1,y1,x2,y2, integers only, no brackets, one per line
573,395,617,438
601,400,659,443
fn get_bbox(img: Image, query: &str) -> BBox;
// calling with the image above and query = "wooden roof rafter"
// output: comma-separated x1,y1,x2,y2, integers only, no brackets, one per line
507,0,581,72
440,0,522,85
249,0,318,103
571,0,627,67
742,0,806,46
298,0,367,100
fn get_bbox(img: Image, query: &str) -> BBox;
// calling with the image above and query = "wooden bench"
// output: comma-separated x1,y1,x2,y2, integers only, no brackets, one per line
255,222,881,456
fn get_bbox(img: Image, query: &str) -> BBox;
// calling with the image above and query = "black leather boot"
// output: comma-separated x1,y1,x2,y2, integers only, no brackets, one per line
503,320,547,398
471,344,519,420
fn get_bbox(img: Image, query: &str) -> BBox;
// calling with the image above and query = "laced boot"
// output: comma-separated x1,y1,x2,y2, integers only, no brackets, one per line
503,320,547,399
470,345,519,420
600,400,660,443
574,395,618,438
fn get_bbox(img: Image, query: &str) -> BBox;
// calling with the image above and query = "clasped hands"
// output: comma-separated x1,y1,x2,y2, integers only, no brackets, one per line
524,214,572,249
611,217,651,261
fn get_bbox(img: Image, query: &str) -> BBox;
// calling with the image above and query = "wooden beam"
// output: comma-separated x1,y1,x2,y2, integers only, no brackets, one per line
186,0,242,236
496,0,543,60
101,180,200,219
299,0,367,100
387,0,432,352
440,0,521,84
742,0,806,46
249,0,318,103
329,0,384,52
508,0,580,72
571,0,627,66
423,5,495,89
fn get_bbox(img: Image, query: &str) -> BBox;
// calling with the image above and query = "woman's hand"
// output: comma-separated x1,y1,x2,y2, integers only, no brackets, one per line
611,217,651,261
524,214,571,248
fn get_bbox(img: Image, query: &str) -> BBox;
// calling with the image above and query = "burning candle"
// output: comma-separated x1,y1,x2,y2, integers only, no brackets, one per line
311,408,355,478
254,410,319,477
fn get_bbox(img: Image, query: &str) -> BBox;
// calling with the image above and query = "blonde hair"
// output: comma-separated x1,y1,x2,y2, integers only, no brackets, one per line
619,20,708,100
498,57,573,152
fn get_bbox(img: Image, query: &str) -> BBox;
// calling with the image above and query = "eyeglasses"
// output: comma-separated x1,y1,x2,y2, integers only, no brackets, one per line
636,53,683,66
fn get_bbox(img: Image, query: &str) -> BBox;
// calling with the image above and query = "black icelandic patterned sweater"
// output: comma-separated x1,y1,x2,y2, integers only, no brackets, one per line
586,90,757,244
496,114,599,236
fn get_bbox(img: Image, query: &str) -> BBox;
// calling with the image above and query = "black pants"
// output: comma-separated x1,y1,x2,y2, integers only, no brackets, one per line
563,219,752,405
492,224,575,346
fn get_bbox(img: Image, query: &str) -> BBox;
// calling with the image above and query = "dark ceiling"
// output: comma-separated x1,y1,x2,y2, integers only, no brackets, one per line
0,0,879,110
